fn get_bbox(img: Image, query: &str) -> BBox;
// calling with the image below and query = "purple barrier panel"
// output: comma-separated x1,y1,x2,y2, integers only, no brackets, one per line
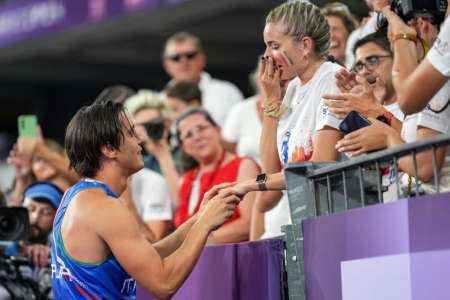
409,194,450,252
303,199,411,300
410,249,450,299
137,239,284,300
303,191,450,300
0,0,163,47
342,249,450,300
235,239,284,300
341,253,412,300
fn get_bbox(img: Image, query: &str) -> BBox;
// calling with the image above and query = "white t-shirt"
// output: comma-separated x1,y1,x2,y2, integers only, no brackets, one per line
131,168,173,221
382,102,406,202
199,72,244,126
222,95,262,162
261,191,289,239
262,62,343,239
277,61,343,165
400,81,450,194
427,17,450,77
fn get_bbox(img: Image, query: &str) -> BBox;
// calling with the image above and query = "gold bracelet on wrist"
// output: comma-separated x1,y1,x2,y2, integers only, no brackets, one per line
392,33,417,44
262,102,287,119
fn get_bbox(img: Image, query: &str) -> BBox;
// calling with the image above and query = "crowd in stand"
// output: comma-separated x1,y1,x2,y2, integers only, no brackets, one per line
2,0,450,297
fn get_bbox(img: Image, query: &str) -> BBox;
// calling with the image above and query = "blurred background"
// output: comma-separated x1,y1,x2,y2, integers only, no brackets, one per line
0,0,369,188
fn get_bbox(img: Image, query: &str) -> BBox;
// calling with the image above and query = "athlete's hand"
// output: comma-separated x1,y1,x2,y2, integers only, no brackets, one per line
197,187,240,231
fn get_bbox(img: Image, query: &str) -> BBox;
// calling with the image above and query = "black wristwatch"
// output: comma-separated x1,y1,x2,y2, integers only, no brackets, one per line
256,173,267,191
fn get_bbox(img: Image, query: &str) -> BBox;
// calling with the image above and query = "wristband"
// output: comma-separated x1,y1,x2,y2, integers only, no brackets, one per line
262,102,288,119
256,173,267,191
376,111,394,126
392,33,417,44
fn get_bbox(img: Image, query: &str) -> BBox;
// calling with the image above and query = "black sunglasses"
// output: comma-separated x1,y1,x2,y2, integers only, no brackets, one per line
166,50,199,62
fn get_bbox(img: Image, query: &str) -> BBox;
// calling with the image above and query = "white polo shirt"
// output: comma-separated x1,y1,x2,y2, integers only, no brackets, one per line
199,72,244,126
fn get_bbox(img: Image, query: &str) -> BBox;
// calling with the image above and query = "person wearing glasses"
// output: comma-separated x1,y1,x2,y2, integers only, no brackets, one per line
324,31,404,129
173,108,259,243
162,32,244,126
323,31,404,201
327,7,450,196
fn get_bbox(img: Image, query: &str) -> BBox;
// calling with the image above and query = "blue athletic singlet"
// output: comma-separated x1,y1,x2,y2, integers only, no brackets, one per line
51,179,136,299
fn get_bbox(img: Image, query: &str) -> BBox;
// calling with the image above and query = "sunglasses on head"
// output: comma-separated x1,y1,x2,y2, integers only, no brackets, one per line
166,50,199,62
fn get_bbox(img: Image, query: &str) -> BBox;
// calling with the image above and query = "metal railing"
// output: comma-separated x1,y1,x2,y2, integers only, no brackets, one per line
282,134,450,300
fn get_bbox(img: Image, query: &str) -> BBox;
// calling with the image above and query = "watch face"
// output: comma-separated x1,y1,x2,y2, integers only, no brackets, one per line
256,173,266,182
376,115,389,125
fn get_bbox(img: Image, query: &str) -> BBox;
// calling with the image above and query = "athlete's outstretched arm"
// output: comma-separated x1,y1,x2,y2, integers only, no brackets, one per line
95,188,239,299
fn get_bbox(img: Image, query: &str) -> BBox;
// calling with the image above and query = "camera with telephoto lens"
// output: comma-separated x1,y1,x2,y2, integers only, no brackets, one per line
0,207,52,299
0,207,29,242
377,0,448,29
143,118,165,141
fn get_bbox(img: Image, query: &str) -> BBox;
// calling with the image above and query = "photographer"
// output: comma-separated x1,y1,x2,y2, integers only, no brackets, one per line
21,181,63,268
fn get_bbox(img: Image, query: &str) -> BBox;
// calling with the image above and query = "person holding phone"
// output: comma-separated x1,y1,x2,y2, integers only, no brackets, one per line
7,116,79,207
51,100,241,299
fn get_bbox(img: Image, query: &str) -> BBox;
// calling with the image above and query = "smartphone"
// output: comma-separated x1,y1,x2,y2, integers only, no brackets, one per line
339,111,371,135
17,115,38,137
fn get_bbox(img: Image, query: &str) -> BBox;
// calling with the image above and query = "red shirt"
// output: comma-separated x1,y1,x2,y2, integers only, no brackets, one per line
174,156,243,228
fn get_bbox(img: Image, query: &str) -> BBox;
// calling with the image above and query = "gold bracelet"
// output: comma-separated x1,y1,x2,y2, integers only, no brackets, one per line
392,33,417,44
262,102,287,118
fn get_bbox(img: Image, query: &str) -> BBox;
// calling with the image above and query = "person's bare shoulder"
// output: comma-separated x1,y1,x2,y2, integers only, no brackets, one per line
69,188,132,234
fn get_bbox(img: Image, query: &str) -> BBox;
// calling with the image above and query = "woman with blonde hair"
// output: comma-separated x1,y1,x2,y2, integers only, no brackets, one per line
222,1,345,238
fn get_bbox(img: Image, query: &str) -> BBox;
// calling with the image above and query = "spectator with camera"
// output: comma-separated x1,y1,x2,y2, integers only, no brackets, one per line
162,31,244,126
333,3,450,195
321,2,359,66
21,181,63,268
174,108,259,243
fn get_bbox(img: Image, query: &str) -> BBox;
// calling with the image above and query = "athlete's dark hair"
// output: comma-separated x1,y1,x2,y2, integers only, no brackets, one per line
65,100,127,177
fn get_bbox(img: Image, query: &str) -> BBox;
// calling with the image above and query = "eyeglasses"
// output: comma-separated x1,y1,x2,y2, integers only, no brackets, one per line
179,124,212,141
352,55,392,73
166,50,199,62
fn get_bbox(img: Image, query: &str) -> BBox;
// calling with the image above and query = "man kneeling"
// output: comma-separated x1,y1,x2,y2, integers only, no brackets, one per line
50,100,240,299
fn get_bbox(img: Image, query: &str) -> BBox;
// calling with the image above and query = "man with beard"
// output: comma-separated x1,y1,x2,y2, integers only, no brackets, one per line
22,181,63,267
